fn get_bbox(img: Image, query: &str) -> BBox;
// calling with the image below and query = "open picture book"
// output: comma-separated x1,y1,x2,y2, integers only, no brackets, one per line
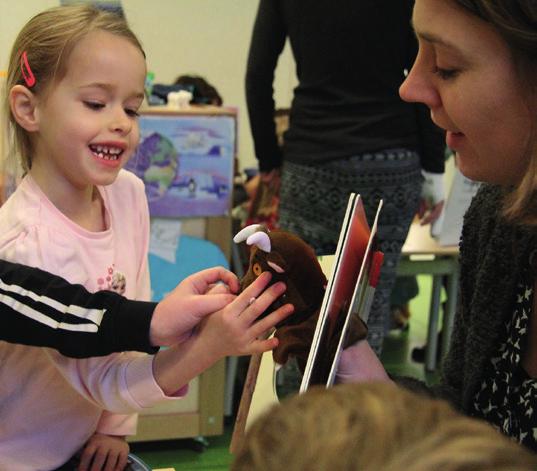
300,193,384,392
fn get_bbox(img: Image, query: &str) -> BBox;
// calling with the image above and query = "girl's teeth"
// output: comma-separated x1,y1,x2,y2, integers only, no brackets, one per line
91,145,121,160
94,150,118,160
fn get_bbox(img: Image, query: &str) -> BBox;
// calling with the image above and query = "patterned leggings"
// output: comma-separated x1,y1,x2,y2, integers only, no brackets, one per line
279,149,422,355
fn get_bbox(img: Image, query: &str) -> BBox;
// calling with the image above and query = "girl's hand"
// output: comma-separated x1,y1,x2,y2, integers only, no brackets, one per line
77,433,129,471
195,271,294,358
153,272,294,396
150,266,240,346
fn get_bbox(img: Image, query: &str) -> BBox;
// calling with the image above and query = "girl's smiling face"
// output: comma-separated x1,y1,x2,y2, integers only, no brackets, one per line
399,0,535,186
30,30,146,196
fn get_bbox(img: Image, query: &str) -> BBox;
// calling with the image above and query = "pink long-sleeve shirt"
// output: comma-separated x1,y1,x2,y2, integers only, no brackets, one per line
0,170,183,470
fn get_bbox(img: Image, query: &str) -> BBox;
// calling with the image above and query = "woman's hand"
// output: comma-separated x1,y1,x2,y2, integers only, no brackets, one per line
335,340,392,384
419,170,445,225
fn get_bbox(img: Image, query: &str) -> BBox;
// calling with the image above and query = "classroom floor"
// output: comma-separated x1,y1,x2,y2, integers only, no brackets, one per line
131,275,440,470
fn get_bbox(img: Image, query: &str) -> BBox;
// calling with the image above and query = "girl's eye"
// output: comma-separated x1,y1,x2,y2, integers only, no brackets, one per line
252,263,263,277
433,66,460,80
125,108,140,118
83,101,105,110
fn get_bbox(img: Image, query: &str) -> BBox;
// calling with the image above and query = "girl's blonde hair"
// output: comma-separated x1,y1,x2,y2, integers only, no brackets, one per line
231,382,537,471
3,4,145,172
455,0,537,225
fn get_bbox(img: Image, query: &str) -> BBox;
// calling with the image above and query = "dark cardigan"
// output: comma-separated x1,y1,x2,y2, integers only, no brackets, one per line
400,184,537,413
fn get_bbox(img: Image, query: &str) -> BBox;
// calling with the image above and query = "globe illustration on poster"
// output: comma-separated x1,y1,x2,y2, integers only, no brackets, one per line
130,132,179,201
125,113,235,217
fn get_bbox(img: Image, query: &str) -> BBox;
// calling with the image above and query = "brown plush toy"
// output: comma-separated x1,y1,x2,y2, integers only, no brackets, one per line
233,224,367,370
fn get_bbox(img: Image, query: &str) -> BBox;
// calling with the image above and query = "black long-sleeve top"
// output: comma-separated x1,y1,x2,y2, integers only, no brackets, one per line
0,260,158,358
245,0,445,173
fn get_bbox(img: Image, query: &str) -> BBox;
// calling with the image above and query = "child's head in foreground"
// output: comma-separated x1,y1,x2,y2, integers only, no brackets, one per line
4,4,146,188
231,382,537,471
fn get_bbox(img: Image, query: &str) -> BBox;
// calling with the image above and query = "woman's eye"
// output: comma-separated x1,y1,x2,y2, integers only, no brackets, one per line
252,263,263,277
83,101,105,110
433,66,460,80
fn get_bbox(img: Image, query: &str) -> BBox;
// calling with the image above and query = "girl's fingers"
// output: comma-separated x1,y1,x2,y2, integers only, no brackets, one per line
89,451,106,471
239,280,287,322
115,454,128,471
247,336,280,355
249,303,294,336
234,272,273,312
104,454,118,471
77,449,92,471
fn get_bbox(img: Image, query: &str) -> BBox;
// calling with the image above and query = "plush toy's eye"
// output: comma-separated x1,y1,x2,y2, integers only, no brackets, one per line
252,262,263,277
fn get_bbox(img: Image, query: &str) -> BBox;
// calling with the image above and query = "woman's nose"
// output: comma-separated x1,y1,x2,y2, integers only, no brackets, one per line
399,63,441,109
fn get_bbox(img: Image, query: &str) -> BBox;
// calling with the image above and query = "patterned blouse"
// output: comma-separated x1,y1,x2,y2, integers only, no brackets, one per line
472,273,537,451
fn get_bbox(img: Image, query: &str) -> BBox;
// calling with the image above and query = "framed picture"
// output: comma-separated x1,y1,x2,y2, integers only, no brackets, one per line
125,108,236,218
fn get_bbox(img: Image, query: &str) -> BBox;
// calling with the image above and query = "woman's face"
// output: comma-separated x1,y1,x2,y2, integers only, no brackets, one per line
400,0,535,186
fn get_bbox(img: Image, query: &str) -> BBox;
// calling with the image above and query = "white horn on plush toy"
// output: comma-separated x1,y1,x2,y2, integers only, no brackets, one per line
233,224,263,244
246,231,271,253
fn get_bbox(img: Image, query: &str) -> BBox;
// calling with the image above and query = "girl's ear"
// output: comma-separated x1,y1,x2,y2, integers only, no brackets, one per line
9,85,39,132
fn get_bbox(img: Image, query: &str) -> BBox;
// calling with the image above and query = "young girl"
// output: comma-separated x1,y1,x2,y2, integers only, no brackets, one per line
0,5,292,470
337,0,537,452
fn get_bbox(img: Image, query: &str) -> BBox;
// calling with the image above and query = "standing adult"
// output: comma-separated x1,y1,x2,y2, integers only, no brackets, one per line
245,0,445,353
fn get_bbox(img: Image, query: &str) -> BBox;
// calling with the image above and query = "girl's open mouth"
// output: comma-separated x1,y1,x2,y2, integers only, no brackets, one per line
89,144,124,161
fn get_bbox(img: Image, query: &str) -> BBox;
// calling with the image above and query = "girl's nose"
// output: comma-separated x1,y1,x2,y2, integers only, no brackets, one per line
110,108,132,135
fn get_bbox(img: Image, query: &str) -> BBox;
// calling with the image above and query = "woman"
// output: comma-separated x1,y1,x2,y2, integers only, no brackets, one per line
339,0,537,451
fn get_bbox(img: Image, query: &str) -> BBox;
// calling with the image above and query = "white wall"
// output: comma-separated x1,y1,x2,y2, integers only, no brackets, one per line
0,0,297,170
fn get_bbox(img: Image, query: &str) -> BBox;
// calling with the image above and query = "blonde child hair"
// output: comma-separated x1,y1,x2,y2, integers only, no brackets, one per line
232,382,537,471
4,4,144,172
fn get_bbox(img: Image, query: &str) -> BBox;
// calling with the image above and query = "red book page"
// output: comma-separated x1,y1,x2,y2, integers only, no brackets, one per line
326,202,370,330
